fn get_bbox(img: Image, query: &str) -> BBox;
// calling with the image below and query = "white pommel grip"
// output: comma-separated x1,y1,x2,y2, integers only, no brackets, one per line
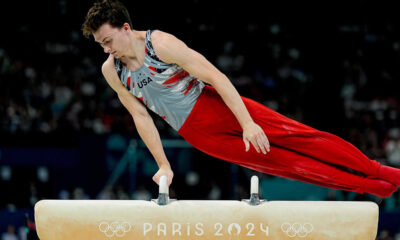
251,175,259,195
159,175,168,194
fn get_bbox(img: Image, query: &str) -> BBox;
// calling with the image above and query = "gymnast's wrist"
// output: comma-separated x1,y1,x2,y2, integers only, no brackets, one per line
158,161,171,169
242,120,255,130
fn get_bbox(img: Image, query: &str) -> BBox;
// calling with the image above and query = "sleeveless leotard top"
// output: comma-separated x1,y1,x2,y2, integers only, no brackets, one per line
115,30,205,131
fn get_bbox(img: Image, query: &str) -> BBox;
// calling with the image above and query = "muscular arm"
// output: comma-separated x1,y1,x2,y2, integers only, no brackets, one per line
151,31,270,154
101,55,173,184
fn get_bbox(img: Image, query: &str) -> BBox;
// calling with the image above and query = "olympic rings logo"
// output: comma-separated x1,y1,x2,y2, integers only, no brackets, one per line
281,222,313,238
98,221,132,238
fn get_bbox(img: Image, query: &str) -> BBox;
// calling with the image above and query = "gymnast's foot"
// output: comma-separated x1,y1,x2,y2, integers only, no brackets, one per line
378,165,400,187
364,178,397,198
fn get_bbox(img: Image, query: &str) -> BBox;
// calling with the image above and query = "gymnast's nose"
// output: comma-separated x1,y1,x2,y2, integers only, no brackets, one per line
104,46,111,54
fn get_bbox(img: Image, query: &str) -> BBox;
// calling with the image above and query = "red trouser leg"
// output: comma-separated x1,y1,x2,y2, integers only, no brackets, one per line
241,95,382,178
178,86,395,196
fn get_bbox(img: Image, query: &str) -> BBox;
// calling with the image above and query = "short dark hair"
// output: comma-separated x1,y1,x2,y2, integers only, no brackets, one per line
82,0,132,38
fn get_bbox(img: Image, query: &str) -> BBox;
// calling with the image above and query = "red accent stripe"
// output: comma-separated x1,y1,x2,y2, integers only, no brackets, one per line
127,76,131,88
148,66,156,72
163,70,189,87
182,79,197,96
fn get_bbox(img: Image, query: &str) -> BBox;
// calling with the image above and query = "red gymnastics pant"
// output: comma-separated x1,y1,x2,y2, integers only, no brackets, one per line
178,85,399,197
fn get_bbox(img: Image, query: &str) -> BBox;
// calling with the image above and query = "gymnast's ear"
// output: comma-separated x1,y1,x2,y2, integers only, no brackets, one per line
122,22,131,31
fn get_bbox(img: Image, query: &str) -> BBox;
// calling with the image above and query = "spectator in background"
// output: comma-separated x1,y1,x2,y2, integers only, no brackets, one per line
23,214,38,240
1,225,18,240
394,232,400,240
72,187,90,200
115,185,129,200
377,229,395,240
385,128,400,168
57,189,70,200
97,185,116,200
131,184,152,200
207,181,222,200
27,182,38,208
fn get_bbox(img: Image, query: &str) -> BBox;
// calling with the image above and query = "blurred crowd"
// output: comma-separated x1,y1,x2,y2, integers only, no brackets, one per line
2,22,400,169
1,0,400,238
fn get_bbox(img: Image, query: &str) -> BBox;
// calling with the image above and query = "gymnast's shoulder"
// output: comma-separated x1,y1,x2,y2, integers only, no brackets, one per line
150,30,187,52
101,54,115,72
101,54,123,92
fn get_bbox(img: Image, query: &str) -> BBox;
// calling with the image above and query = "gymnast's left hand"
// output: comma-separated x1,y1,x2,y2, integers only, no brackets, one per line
243,122,270,154
153,165,174,187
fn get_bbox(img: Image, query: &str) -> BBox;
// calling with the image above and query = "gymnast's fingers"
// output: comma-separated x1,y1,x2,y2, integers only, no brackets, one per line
167,172,174,186
262,132,270,152
250,138,261,153
243,138,250,152
257,136,267,154
152,174,159,185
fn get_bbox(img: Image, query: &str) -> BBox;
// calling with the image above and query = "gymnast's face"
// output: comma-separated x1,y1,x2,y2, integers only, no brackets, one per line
93,22,131,58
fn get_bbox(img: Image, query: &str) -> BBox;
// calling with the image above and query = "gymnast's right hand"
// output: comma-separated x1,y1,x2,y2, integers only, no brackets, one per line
153,165,174,187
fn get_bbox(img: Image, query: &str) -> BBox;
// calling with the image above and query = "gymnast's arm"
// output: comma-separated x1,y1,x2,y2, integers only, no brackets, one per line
101,55,174,186
151,30,270,154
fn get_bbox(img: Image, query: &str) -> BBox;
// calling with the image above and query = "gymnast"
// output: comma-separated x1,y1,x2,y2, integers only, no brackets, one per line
81,0,400,198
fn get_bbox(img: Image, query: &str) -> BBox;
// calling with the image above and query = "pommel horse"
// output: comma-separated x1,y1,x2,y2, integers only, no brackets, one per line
35,176,378,239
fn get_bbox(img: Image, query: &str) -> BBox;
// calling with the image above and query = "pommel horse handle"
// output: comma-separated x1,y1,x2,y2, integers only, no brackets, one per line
159,175,168,194
251,175,259,194
153,175,175,206
242,175,265,205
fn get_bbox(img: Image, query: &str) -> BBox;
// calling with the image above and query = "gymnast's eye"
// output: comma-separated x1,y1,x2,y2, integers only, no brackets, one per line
99,40,112,48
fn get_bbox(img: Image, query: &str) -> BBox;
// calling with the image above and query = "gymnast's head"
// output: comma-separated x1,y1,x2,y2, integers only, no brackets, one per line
82,0,133,56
